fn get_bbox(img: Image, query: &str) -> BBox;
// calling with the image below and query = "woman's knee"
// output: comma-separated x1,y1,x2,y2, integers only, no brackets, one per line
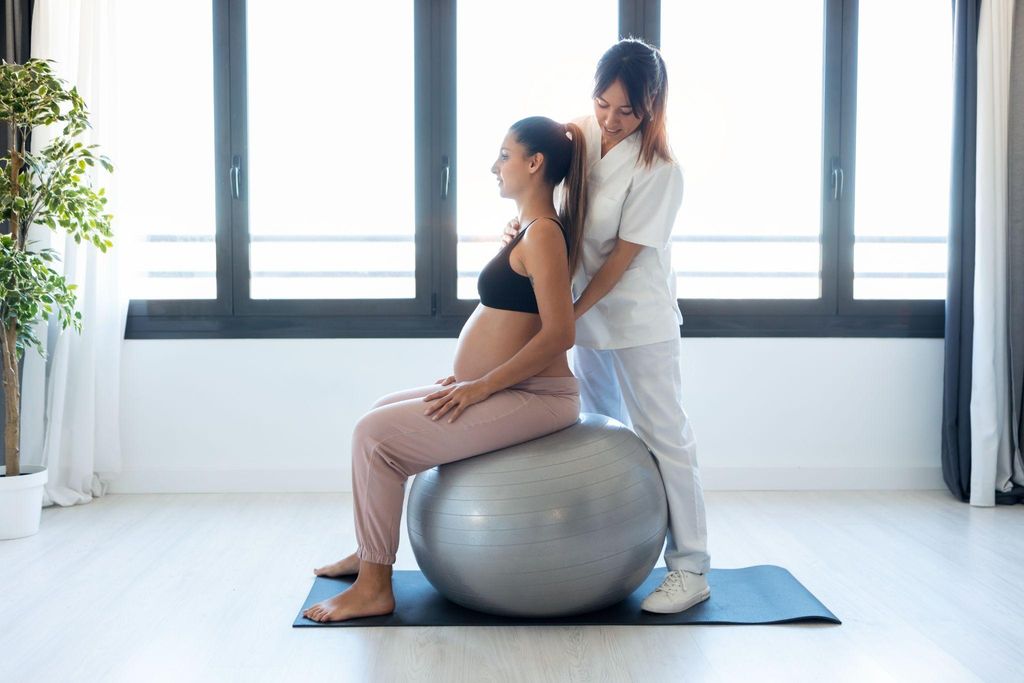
351,410,409,477
370,394,396,410
352,410,385,452
371,384,437,409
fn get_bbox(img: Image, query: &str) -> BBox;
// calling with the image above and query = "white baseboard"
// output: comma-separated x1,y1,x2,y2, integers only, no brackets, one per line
104,469,350,494
699,466,945,491
104,466,945,494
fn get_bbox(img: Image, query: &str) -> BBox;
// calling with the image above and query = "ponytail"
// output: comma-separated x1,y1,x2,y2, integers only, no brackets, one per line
558,122,587,278
509,116,589,276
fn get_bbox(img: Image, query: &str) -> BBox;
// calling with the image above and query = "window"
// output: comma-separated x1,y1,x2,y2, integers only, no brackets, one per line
125,0,949,339
246,1,416,300
852,0,951,300
116,1,217,300
456,0,617,301
662,1,825,300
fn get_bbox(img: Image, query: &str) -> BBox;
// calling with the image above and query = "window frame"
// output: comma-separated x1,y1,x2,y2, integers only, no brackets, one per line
124,0,946,340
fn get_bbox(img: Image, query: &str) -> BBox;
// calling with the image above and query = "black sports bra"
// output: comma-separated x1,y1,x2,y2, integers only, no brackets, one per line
477,217,568,314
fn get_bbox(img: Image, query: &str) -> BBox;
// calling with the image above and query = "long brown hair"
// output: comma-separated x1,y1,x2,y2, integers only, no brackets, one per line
593,38,673,168
509,117,587,277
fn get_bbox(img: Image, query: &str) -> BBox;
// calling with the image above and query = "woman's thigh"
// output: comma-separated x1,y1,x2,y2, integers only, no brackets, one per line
370,384,441,409
355,387,579,477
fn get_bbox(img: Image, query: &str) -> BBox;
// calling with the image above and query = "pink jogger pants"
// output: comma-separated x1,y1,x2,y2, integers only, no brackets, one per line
351,375,580,565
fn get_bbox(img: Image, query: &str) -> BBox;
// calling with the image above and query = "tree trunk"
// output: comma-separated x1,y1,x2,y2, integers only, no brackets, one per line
1,323,19,477
3,118,23,477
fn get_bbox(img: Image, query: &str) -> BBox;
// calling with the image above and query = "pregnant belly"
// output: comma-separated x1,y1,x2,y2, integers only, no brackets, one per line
452,304,565,381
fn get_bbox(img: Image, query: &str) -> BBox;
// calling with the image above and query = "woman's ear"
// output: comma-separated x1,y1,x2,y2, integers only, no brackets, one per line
528,152,544,175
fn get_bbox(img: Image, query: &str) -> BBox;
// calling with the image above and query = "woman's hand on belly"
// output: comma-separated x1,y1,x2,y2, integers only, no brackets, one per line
422,379,497,424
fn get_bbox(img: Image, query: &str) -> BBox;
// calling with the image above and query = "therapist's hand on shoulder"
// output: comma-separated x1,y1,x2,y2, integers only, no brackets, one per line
423,379,495,423
500,217,520,247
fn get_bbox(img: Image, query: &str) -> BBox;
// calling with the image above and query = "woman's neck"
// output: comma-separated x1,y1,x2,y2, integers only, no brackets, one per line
600,135,619,158
514,190,558,226
600,127,640,158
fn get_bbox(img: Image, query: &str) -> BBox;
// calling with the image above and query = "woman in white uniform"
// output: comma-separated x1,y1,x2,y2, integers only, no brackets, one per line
507,38,711,614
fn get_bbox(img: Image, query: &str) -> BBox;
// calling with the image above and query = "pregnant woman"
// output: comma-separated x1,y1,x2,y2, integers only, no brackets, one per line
305,116,587,622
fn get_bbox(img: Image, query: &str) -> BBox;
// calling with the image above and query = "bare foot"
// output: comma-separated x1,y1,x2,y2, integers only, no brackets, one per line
303,582,395,623
313,552,360,577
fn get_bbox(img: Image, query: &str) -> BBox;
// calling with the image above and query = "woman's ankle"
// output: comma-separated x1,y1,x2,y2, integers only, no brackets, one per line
354,561,393,590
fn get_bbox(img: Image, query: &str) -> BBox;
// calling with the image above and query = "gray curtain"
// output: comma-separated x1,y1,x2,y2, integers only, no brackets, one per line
942,0,980,502
1003,0,1024,503
1,0,31,61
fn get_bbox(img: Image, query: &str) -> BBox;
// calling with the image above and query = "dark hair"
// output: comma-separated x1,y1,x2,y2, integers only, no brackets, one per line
508,116,587,277
593,38,672,167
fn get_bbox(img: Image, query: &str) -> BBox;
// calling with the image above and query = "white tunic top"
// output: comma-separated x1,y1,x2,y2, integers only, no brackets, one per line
571,114,684,350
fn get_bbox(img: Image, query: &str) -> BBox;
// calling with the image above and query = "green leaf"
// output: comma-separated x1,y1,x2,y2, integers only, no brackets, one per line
0,57,113,360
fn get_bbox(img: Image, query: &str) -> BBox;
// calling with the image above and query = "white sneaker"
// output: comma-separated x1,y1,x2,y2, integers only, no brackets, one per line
640,569,711,614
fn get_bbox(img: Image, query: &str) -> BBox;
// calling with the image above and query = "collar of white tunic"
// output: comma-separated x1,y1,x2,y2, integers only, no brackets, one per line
580,114,643,183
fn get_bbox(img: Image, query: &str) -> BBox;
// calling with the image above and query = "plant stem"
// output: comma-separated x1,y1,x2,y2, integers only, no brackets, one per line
1,323,19,477
8,123,22,247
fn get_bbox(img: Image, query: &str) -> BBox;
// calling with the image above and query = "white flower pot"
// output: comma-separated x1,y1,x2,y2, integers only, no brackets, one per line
0,465,48,540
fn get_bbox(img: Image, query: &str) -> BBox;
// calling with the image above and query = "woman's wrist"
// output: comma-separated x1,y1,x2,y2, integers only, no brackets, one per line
476,374,504,395
573,298,592,320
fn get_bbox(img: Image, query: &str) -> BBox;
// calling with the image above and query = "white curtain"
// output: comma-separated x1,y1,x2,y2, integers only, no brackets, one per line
20,0,127,507
971,0,1017,506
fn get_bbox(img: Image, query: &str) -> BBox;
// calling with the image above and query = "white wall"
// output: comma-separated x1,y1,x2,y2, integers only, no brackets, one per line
111,338,946,493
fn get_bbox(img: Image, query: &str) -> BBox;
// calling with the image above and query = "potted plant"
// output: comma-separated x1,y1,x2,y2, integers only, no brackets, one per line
0,58,113,540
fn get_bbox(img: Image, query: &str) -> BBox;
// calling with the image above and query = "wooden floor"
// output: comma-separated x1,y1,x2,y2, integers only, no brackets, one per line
2,490,1022,682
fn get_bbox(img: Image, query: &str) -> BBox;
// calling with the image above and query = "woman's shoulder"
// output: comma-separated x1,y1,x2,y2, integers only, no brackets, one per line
521,216,566,239
518,218,568,252
633,154,683,186
511,218,568,272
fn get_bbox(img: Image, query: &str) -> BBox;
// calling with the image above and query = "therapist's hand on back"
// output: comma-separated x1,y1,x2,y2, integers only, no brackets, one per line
501,217,520,247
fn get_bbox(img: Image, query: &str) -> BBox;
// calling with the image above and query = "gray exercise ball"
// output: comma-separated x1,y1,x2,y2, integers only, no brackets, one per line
407,413,668,618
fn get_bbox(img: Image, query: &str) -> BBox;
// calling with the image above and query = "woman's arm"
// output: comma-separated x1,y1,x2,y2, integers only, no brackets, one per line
478,219,575,391
422,220,574,423
574,162,683,319
572,238,644,319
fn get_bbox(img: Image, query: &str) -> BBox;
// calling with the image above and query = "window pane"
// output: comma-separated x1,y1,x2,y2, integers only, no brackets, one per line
662,1,824,299
116,2,216,300
853,0,952,300
247,2,415,299
457,0,617,300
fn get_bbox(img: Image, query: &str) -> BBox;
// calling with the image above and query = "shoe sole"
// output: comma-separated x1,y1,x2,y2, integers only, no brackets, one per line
640,587,711,614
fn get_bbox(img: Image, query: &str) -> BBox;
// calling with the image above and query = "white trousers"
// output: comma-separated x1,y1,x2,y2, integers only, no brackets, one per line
572,339,710,574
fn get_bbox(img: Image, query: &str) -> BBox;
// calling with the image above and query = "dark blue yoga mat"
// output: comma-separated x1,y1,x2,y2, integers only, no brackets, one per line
293,565,840,627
